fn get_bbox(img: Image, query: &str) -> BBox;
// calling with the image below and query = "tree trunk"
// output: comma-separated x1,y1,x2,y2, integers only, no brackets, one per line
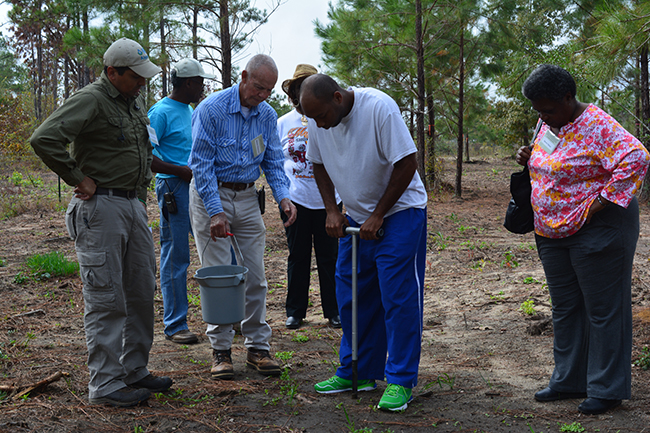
454,29,464,198
409,99,414,136
64,55,69,99
415,0,426,188
82,9,90,88
640,44,650,202
220,0,232,88
36,28,43,121
51,57,58,115
426,93,437,190
641,43,649,147
636,53,641,139
160,14,167,97
193,6,199,59
64,17,70,99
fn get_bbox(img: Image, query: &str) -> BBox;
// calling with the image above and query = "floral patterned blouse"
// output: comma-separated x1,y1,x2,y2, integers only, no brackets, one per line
529,104,650,239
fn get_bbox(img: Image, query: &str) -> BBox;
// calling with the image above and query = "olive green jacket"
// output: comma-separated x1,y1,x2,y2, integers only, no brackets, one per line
30,72,152,202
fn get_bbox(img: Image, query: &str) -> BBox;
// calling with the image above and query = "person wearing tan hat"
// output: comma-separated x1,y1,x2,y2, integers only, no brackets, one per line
148,58,215,345
278,64,341,330
30,37,171,407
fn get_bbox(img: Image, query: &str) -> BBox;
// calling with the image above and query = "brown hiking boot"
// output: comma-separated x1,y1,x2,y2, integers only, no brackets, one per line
246,348,282,376
211,349,234,380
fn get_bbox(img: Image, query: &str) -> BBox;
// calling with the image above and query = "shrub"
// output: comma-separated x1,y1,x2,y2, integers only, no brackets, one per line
0,89,37,160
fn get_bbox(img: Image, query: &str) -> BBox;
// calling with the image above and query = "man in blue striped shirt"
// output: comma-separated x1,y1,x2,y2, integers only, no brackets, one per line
188,54,297,380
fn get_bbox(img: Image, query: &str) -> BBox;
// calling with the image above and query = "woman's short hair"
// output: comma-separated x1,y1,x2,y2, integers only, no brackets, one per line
522,64,576,102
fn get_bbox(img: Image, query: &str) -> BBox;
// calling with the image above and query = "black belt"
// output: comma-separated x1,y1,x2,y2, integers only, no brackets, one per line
95,187,137,199
218,181,254,191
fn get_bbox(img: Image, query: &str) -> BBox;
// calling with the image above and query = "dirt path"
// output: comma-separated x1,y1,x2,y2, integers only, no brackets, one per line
0,157,649,432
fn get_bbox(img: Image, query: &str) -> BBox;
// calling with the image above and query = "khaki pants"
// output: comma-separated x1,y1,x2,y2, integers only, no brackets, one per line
189,180,272,351
65,193,155,399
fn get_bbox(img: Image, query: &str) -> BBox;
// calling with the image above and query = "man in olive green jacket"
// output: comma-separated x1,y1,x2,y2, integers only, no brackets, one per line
30,38,172,408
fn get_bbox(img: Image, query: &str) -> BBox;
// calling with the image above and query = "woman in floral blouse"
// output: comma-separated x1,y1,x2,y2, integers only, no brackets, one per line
516,64,650,415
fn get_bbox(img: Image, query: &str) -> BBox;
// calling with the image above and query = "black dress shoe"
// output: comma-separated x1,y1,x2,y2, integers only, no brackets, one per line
534,387,587,402
286,316,302,329
89,387,151,407
328,315,341,328
130,374,173,392
578,398,622,415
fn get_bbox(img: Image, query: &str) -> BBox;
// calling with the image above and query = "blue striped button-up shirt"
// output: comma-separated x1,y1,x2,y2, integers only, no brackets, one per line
189,83,290,216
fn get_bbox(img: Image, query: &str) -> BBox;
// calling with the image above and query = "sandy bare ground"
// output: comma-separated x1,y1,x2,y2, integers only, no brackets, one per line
0,157,649,432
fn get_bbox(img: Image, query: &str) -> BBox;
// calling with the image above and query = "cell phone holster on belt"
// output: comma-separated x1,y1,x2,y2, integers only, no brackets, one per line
257,185,265,215
164,191,178,214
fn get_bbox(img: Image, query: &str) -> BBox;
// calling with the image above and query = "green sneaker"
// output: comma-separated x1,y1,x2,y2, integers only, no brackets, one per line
314,376,377,394
377,384,413,411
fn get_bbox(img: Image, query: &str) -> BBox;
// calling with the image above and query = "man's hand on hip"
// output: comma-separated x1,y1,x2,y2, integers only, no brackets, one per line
74,176,97,200
210,212,231,240
280,198,297,227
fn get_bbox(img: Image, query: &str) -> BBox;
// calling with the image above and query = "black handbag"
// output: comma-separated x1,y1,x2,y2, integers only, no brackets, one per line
504,120,543,234
504,166,534,234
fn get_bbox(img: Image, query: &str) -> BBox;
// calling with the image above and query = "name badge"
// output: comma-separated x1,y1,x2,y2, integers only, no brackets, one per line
147,125,159,145
539,129,560,154
251,134,265,157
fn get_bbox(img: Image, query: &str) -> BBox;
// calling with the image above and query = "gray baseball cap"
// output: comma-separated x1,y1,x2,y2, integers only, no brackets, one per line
173,58,215,79
103,37,162,79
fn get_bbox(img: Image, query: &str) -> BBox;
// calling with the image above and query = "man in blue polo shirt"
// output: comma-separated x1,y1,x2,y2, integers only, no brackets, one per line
149,58,214,344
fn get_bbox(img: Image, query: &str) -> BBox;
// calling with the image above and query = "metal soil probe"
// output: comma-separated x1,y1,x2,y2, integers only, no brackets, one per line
344,226,383,398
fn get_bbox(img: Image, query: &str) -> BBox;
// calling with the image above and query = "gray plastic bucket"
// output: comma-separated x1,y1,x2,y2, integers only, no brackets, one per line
194,265,248,325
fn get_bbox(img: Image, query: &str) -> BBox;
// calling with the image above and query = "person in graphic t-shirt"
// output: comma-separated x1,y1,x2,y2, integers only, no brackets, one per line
277,64,341,330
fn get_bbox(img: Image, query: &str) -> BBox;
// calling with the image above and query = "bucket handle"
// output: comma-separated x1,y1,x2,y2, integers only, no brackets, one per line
199,233,245,268
226,233,245,267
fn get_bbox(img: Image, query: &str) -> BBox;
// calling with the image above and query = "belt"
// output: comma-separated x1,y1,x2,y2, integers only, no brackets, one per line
95,187,138,199
218,181,254,191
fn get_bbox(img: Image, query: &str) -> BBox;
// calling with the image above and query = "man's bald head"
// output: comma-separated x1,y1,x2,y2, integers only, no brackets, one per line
239,54,278,108
300,74,343,104
300,74,353,129
245,54,278,77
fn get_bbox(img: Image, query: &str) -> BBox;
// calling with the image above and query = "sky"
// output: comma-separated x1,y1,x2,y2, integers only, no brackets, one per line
0,0,333,95
237,0,332,95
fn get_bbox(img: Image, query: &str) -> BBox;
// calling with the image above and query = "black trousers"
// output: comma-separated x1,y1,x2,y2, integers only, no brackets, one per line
280,202,340,319
535,198,639,400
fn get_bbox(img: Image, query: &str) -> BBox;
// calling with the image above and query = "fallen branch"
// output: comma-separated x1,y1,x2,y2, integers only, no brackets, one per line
0,371,70,399
12,309,45,319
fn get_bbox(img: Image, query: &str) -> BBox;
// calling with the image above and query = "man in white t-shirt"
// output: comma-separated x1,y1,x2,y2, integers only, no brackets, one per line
300,73,427,412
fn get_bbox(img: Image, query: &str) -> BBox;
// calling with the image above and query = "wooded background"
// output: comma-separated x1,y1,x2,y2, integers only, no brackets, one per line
2,0,650,196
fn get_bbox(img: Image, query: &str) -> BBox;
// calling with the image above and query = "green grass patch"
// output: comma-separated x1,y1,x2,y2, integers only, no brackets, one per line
519,299,537,315
559,422,585,432
25,251,79,281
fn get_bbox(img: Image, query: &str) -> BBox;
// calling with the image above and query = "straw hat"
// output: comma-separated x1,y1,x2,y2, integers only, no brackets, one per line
281,64,318,96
